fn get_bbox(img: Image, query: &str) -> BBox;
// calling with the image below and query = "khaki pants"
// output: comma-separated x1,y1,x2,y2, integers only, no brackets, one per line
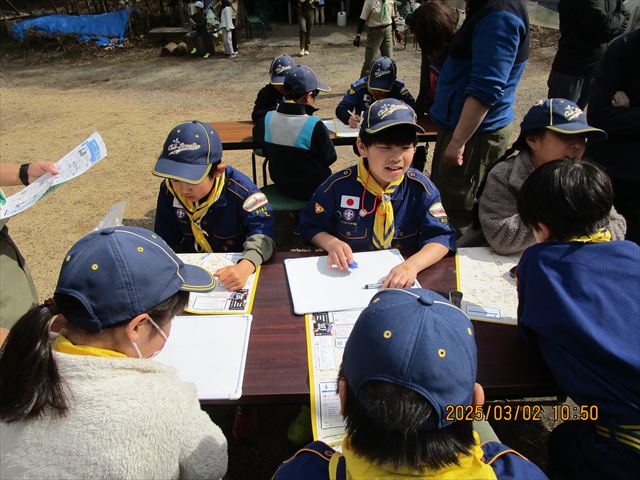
431,123,513,235
360,24,393,77
0,226,38,329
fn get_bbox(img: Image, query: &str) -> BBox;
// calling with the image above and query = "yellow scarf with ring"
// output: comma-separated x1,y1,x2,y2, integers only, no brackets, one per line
357,158,403,250
166,172,226,252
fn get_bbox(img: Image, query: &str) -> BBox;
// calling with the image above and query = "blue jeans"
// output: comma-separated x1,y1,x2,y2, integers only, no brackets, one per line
547,70,593,109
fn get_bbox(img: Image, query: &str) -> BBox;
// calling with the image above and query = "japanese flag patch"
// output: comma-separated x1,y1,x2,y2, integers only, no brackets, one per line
243,192,269,212
340,195,360,209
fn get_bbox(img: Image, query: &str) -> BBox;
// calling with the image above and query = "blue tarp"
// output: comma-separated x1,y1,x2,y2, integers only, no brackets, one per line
11,9,130,46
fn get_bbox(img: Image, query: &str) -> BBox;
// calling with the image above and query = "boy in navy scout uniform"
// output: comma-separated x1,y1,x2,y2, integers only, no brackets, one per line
516,159,640,479
273,288,549,479
253,64,337,201
335,57,416,128
153,121,275,291
251,54,296,124
298,98,455,289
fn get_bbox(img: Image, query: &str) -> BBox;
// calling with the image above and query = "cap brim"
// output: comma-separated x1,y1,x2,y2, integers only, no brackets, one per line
546,124,608,141
178,263,216,292
152,157,212,184
364,120,425,134
271,75,286,85
316,81,331,92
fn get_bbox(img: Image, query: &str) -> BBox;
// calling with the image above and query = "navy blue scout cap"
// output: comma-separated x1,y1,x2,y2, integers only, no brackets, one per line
284,65,331,98
55,227,215,332
270,55,296,85
153,121,223,184
342,288,477,430
361,98,425,134
367,56,397,92
521,99,607,140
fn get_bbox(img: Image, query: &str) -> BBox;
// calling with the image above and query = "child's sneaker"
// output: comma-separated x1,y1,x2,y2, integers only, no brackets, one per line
190,47,197,55
299,49,305,57
287,405,312,446
203,53,211,59
304,49,310,55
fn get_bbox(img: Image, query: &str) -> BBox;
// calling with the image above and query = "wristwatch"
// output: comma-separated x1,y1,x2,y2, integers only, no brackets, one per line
19,163,31,186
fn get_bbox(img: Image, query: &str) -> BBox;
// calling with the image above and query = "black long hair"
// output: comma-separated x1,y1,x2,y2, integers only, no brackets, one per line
0,291,188,423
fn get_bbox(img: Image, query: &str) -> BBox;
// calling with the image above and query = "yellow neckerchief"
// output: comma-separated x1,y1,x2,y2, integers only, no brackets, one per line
329,433,497,479
567,227,612,243
165,172,226,252
53,335,127,358
357,158,403,250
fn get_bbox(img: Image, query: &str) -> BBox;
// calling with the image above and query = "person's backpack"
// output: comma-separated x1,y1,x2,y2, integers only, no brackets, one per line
206,5,220,30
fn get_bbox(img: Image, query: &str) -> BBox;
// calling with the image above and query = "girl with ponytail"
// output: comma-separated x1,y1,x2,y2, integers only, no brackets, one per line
0,226,228,479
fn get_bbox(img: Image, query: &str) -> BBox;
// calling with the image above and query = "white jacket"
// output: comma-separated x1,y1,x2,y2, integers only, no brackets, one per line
0,352,228,479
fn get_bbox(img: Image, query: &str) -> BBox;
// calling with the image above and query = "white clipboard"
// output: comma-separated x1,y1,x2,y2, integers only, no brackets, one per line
155,314,252,400
285,249,417,314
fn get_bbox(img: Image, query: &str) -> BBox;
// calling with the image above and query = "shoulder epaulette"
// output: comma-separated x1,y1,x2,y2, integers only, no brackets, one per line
321,168,353,193
352,77,369,91
406,169,434,196
279,441,336,466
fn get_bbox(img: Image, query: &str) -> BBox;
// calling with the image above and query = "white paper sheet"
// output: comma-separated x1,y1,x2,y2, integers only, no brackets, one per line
155,314,252,400
322,118,360,137
285,249,418,314
1,132,107,219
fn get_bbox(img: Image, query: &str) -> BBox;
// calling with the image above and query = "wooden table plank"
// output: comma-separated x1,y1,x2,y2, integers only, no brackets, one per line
210,117,439,151
203,252,557,405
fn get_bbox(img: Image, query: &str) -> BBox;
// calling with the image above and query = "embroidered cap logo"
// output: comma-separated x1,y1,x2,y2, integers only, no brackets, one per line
167,137,201,156
377,103,410,120
564,105,583,122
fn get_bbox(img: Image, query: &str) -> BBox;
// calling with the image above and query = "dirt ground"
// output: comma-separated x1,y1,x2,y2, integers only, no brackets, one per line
0,24,559,479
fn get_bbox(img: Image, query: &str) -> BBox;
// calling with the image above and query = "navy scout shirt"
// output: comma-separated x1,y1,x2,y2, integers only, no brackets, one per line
298,165,456,252
154,166,275,254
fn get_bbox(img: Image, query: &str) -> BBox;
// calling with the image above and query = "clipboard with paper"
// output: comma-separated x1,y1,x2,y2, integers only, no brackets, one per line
177,253,260,314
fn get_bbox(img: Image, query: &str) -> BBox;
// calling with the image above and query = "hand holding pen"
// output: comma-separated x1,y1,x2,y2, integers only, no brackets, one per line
348,109,362,128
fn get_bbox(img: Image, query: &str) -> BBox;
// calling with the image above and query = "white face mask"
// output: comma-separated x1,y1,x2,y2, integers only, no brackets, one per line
131,316,169,359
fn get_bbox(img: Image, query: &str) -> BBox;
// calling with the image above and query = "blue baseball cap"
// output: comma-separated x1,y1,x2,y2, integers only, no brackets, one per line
367,57,397,92
270,55,296,85
521,99,607,140
283,65,330,98
55,227,215,332
342,288,477,430
153,121,223,184
361,98,425,134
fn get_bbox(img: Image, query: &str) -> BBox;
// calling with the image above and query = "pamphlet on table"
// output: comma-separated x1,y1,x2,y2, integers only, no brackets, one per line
177,253,260,314
456,247,520,325
1,132,107,220
306,309,364,450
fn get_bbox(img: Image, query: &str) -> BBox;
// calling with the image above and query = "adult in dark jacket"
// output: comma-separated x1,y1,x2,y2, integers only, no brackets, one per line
429,0,530,236
253,65,337,201
586,28,640,243
548,0,629,108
